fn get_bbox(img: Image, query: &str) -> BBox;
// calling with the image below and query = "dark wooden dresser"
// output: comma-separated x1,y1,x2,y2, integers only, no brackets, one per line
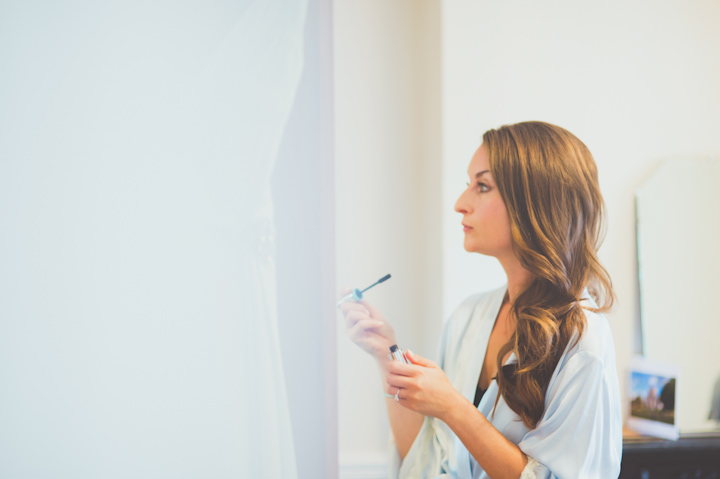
620,435,720,479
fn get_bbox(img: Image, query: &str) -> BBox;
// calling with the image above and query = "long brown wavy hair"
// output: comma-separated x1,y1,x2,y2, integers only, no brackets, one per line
484,121,614,429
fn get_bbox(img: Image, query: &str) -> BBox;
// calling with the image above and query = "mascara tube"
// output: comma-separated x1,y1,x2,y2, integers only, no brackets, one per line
389,344,409,364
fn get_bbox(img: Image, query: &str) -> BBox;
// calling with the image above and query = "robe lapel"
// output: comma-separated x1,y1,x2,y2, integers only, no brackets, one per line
459,287,507,404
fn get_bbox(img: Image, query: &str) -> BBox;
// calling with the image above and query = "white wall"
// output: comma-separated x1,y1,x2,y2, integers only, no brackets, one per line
442,0,720,421
335,0,720,471
334,0,442,474
274,0,337,477
0,1,312,477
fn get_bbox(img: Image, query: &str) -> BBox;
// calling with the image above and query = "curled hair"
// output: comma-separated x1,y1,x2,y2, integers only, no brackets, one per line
484,121,614,429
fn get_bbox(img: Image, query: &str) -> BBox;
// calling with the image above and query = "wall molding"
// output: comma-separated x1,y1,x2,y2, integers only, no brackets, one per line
339,464,387,479
339,455,388,479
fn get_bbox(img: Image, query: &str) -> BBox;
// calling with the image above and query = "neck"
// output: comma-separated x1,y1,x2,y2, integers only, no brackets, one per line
497,254,535,304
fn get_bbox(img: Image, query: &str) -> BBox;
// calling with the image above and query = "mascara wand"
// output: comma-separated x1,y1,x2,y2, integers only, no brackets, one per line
337,274,392,307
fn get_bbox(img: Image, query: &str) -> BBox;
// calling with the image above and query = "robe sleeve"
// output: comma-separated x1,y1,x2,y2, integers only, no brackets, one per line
516,350,623,479
388,416,454,479
389,294,483,479
518,457,545,479
389,344,454,478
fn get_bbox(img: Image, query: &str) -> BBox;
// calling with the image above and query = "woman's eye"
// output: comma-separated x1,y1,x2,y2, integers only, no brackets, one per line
475,182,489,192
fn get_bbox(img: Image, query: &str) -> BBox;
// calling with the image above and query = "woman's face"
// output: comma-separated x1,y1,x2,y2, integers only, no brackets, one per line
454,143,513,258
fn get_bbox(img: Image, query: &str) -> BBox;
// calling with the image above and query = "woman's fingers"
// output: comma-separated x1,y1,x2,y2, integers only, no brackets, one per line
385,359,441,404
386,385,400,396
347,317,384,334
339,301,370,316
339,302,373,331
358,299,383,318
405,350,438,368
337,292,386,324
337,290,396,360
386,358,460,417
388,360,416,377
343,309,372,326
387,373,416,390
339,299,387,333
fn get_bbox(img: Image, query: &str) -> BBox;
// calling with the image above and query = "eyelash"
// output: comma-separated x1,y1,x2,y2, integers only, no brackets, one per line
466,181,489,193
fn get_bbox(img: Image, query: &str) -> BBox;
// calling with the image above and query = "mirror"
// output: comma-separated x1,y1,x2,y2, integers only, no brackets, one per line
636,156,720,435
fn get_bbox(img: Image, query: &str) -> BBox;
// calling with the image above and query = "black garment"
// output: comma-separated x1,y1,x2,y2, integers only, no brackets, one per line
474,383,487,408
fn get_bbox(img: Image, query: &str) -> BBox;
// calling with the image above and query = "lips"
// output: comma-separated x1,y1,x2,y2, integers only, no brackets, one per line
462,224,473,232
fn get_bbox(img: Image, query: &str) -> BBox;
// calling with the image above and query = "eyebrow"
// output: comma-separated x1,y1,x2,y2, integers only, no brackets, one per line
474,170,490,179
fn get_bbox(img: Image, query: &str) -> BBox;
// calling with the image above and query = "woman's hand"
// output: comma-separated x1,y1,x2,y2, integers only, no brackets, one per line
338,289,425,459
337,288,397,364
386,350,466,421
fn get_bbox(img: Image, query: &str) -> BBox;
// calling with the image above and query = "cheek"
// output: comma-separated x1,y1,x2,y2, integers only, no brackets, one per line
484,203,513,245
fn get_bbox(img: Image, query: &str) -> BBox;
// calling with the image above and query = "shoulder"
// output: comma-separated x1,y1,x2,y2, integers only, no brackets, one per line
551,305,618,387
522,306,623,478
572,306,616,362
541,306,622,422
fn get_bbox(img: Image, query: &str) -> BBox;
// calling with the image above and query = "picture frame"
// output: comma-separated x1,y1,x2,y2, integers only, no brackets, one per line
627,356,680,440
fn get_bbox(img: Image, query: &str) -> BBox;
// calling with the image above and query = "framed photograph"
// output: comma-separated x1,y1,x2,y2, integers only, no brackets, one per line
627,356,680,440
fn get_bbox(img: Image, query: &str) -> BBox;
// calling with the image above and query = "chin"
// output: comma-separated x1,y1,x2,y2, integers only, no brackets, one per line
463,241,479,254
464,242,492,256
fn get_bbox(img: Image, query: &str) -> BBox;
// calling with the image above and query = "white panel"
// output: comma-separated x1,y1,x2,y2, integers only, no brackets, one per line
637,157,720,433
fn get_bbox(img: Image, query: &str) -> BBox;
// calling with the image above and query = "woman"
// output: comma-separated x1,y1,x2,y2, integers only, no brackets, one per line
339,121,622,479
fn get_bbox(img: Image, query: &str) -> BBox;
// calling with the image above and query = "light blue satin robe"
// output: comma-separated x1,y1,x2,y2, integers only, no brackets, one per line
391,286,622,479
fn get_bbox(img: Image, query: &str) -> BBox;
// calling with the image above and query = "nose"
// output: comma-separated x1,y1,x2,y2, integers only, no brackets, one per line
454,187,470,215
